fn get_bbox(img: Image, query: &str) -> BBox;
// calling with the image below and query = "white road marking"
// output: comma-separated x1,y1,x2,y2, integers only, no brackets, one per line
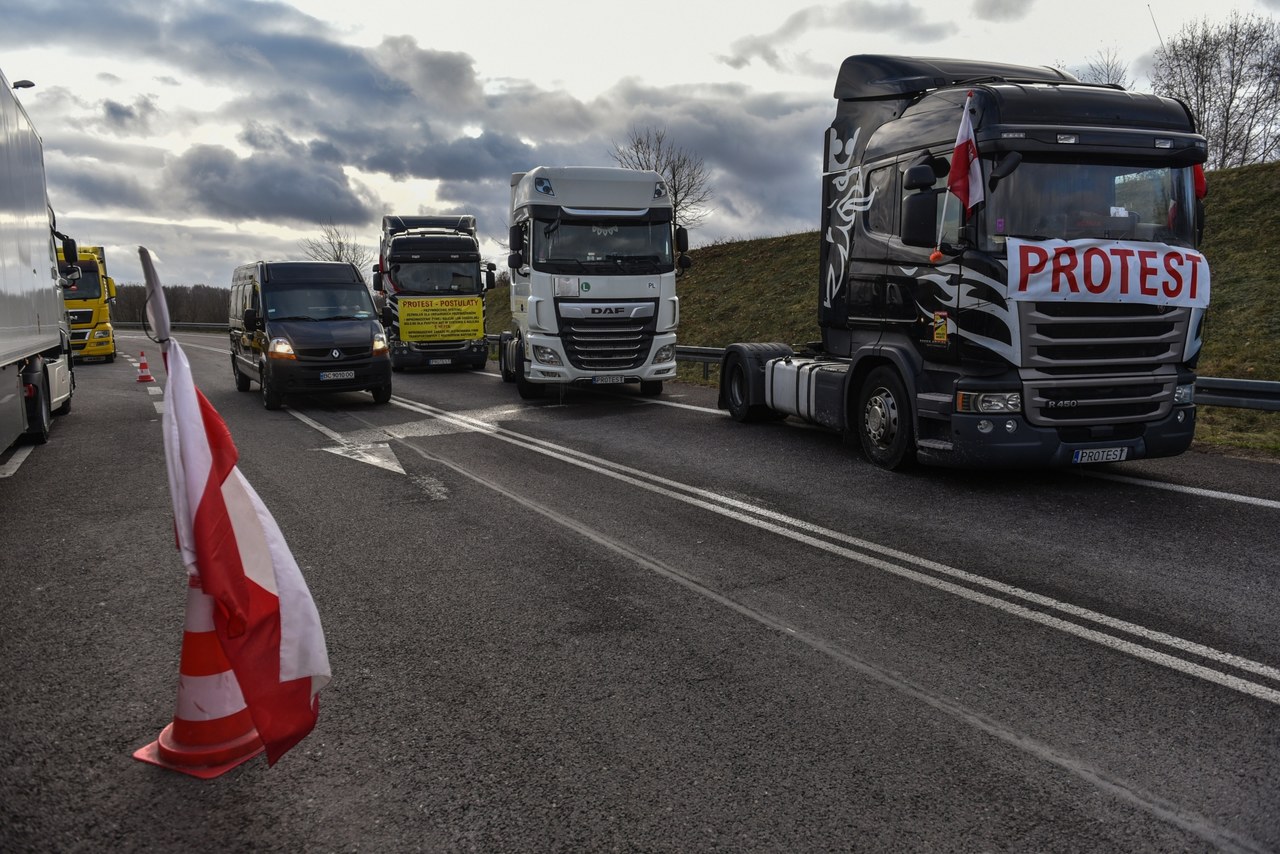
0,445,34,478
287,408,405,474
1083,470,1280,510
389,395,1280,707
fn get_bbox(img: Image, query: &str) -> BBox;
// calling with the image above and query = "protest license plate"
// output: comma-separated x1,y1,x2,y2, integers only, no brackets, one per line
429,359,452,366
1072,447,1129,464
319,370,355,381
592,375,625,385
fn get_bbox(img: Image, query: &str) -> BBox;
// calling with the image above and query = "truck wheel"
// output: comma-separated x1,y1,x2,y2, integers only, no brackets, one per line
232,357,251,392
499,338,516,382
371,384,392,404
856,366,916,470
260,369,283,410
26,376,52,445
105,351,115,364
724,356,773,422
514,348,545,400
639,380,663,397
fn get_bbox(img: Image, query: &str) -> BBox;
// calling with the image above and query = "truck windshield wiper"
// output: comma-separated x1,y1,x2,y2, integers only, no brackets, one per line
1000,233,1052,241
548,257,586,271
606,254,661,264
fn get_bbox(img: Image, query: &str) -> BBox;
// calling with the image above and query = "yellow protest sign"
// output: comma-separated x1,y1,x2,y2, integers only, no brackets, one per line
397,296,484,342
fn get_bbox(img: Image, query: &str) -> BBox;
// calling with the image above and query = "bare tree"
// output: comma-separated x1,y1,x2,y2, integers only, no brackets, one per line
299,221,374,278
1150,12,1280,169
609,127,713,230
1076,47,1133,89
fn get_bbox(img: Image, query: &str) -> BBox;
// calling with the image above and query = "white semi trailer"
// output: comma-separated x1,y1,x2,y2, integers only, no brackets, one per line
1,67,77,450
499,166,691,399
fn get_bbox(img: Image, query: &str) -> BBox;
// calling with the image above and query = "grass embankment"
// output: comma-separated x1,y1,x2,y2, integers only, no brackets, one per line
487,161,1280,458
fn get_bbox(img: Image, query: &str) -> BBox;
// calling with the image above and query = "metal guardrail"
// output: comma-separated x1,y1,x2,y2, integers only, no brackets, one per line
115,324,1280,411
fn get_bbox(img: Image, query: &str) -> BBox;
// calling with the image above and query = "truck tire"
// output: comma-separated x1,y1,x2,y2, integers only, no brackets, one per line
639,380,663,397
232,357,251,392
260,368,284,410
26,375,52,445
724,355,774,422
514,347,545,400
499,335,516,382
856,366,916,470
105,350,115,364
371,384,392,404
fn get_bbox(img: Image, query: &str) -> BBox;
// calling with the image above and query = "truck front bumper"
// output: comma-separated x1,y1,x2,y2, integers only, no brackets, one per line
523,333,678,385
918,406,1198,469
390,338,488,369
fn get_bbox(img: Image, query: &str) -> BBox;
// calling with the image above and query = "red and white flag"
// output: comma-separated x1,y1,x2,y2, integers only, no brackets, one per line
141,248,330,765
947,90,983,215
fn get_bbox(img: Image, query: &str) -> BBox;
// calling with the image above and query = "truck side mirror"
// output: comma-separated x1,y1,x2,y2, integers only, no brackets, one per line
243,308,259,329
372,271,383,291
508,225,522,252
904,165,936,191
485,270,496,290
901,192,939,247
675,226,689,253
679,255,693,271
507,251,524,269
61,236,78,263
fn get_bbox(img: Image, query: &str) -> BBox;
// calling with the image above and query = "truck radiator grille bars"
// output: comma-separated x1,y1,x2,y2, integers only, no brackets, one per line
1019,302,1191,427
559,318,655,371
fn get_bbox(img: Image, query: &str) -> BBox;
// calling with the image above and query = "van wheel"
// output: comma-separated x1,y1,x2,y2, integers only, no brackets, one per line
260,369,283,410
639,380,663,397
371,385,392,404
856,366,915,470
233,357,251,392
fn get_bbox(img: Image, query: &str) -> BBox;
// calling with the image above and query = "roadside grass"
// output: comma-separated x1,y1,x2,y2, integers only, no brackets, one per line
487,161,1280,459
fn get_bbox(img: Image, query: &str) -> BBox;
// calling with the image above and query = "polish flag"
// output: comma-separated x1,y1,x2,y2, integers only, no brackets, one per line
947,90,983,215
141,248,331,765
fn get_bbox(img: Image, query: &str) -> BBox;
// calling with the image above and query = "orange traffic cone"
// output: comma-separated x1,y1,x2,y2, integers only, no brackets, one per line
133,576,264,778
136,352,156,383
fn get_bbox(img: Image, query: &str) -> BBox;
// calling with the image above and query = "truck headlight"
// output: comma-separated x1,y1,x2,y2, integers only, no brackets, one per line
653,344,675,364
373,331,388,356
267,337,296,360
1173,383,1195,405
92,330,111,339
532,345,562,366
956,391,1022,413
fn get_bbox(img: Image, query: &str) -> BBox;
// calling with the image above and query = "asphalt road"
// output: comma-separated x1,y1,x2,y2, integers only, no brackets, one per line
2,330,1278,853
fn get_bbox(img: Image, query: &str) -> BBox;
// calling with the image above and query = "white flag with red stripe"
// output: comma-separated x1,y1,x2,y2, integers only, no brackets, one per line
947,90,983,215
141,247,330,765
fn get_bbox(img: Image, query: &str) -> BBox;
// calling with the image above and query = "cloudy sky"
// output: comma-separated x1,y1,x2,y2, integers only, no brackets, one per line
3,0,1277,286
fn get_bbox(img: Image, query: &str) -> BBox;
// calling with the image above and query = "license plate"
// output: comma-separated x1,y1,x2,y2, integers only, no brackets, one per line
1072,447,1129,464
429,359,452,366
592,375,624,385
319,370,355,381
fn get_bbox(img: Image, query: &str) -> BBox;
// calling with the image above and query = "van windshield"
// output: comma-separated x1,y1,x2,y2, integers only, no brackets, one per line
264,283,376,321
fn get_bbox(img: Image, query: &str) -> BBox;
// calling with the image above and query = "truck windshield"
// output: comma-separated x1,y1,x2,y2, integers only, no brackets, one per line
532,219,673,274
61,265,103,300
264,284,376,321
389,261,481,295
982,160,1200,251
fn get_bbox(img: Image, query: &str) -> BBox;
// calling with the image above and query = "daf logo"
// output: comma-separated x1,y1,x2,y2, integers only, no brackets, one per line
591,307,626,315
331,349,342,359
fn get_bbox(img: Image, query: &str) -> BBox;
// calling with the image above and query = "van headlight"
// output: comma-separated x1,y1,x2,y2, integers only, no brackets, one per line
373,331,389,356
267,337,296,360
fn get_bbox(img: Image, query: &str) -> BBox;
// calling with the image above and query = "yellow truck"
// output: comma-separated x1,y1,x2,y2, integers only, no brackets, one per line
58,244,117,362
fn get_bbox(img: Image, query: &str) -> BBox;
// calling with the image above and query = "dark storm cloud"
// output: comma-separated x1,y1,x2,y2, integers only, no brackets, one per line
163,144,375,224
46,160,153,211
719,1,956,71
972,0,1034,21
102,95,159,135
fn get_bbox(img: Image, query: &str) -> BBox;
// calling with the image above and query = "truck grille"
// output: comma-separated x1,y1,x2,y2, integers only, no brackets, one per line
1018,302,1189,427
67,309,94,325
560,317,656,371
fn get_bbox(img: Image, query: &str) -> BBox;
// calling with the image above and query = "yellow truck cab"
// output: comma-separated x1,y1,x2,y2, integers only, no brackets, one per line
57,245,117,363
229,261,392,410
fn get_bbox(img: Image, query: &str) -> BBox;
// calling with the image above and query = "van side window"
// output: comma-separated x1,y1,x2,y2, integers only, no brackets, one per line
864,165,895,236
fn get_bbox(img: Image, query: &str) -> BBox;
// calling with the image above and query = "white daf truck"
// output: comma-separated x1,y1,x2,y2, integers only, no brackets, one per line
499,166,691,399
1,67,77,450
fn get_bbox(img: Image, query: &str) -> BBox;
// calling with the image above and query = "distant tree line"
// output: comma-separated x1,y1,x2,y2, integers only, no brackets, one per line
114,283,228,325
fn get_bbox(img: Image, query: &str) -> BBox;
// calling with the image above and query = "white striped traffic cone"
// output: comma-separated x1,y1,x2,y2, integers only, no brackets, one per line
133,576,264,778
136,352,156,383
